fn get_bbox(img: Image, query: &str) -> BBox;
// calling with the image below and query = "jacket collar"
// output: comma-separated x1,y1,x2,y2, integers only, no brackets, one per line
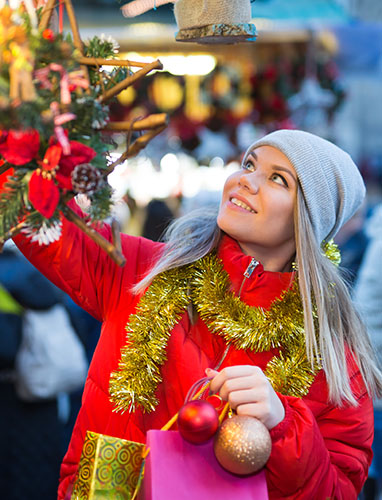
217,234,295,308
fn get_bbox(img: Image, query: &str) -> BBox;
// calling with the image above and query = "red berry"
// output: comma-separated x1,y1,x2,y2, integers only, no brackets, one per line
42,29,55,41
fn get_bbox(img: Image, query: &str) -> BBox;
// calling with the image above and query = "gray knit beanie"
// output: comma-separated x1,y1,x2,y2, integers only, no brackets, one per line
249,129,366,244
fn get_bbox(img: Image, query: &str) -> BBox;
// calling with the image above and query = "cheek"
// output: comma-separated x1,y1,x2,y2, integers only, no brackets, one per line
219,175,236,209
280,201,295,234
269,194,295,227
221,174,236,196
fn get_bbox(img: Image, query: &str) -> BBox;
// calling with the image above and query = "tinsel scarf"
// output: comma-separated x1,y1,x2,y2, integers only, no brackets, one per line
108,245,342,413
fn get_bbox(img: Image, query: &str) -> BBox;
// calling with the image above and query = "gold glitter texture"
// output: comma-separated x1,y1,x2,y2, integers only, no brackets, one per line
71,431,144,500
322,239,341,267
214,416,272,475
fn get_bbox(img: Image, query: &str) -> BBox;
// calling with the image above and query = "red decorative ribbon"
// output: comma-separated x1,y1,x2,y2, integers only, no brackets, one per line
50,102,76,155
59,0,64,33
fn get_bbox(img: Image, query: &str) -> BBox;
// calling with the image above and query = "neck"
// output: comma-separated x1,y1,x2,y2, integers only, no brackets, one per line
237,240,296,272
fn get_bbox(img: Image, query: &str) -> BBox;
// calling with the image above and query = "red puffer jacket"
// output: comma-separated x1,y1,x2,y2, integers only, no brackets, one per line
15,207,373,500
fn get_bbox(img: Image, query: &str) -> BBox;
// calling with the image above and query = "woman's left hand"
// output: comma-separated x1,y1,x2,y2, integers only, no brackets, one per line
206,365,285,430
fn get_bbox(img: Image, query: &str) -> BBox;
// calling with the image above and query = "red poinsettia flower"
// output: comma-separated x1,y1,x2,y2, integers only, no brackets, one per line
0,161,14,193
29,170,60,219
0,130,8,144
28,139,97,218
40,144,62,172
55,140,97,190
0,129,40,166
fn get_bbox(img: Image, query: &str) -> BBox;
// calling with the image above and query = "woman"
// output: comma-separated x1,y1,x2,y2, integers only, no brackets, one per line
14,129,382,499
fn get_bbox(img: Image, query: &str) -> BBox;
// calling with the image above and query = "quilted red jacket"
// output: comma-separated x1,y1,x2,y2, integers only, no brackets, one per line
15,208,373,500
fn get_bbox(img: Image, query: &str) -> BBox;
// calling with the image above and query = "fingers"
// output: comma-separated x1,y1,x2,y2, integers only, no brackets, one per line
208,365,263,395
205,368,219,379
204,365,285,429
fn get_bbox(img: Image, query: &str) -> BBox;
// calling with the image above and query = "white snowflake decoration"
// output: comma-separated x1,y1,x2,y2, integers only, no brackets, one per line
22,221,63,246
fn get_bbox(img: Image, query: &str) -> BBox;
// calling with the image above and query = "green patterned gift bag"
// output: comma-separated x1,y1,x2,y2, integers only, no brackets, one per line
71,431,145,499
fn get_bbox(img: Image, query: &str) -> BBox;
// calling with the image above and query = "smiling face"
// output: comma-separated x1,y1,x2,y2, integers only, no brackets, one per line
217,145,298,270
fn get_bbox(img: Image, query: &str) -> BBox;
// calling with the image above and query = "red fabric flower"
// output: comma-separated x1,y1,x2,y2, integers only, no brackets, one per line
58,141,97,178
0,129,40,166
0,162,14,193
0,130,8,144
29,170,60,219
56,141,96,190
41,145,62,172
28,139,97,217
29,144,62,218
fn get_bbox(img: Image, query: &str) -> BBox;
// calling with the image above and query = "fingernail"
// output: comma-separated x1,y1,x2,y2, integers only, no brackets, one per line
205,368,212,375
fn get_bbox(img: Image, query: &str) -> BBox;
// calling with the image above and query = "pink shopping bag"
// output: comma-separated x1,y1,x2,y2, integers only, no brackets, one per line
140,430,268,500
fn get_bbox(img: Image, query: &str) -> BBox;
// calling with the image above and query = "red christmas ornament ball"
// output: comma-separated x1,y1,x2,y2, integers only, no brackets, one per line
178,400,219,444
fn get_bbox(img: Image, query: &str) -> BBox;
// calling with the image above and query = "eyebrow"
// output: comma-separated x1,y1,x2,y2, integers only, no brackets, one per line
247,152,297,184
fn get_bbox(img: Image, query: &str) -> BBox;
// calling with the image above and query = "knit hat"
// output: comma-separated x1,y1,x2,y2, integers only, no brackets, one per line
248,130,366,244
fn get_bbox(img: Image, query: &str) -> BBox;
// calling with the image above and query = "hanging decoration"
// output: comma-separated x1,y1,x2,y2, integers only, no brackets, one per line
214,415,272,475
0,0,168,265
111,42,344,158
177,400,219,444
120,0,257,44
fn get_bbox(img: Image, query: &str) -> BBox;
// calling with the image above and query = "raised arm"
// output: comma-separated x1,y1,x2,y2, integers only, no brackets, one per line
13,201,164,321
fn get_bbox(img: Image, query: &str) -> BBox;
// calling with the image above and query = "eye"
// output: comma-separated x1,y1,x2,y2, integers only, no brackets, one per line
242,160,255,172
271,172,288,187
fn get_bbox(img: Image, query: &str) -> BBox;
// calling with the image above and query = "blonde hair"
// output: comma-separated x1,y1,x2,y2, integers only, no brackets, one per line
295,189,382,405
134,192,382,405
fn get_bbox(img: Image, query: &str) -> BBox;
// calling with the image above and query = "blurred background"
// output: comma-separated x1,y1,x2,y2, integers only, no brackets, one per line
1,1,382,499
68,0,382,242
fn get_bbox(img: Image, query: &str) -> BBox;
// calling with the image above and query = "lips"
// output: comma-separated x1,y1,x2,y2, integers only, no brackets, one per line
229,195,256,213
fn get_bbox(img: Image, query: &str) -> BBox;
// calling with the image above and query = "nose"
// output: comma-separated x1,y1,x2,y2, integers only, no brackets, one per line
238,171,260,194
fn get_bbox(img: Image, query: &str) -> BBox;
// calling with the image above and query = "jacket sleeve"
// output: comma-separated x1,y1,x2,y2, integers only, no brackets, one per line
13,201,164,321
265,359,374,499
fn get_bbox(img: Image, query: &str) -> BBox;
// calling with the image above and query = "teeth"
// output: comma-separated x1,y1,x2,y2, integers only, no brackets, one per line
231,197,255,213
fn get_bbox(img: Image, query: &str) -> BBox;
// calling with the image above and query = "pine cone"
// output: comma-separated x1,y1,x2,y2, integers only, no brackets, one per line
71,164,103,195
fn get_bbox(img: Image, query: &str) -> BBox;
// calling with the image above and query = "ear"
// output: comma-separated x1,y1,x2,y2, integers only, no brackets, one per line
121,0,176,18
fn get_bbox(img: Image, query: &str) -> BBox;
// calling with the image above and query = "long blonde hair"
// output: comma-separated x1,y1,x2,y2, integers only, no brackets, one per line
134,191,382,405
294,189,382,404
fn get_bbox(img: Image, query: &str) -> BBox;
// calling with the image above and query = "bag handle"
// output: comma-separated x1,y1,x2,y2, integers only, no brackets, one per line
161,378,211,431
132,377,230,500
162,377,230,430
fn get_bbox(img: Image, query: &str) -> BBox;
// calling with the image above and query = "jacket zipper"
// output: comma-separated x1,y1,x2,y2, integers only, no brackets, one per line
214,257,259,370
238,257,259,298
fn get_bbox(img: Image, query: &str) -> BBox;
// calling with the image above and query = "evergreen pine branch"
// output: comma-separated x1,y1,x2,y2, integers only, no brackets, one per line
0,173,30,239
88,183,113,222
24,210,61,231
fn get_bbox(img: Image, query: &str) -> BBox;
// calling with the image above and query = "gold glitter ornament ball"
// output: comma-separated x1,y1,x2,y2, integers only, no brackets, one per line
214,416,272,475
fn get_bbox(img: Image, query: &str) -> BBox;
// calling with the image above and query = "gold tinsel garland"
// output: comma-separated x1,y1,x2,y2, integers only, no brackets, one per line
109,242,339,413
108,241,341,414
